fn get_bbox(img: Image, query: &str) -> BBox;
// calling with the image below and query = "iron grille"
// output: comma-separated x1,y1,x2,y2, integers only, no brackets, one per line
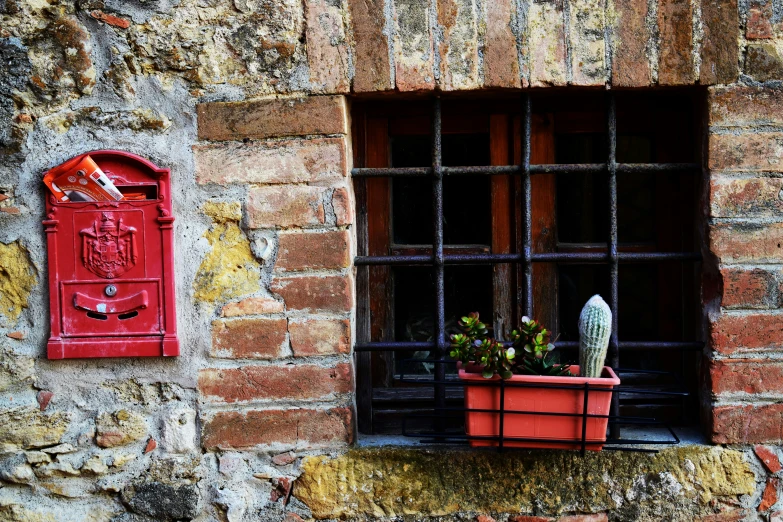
352,93,702,449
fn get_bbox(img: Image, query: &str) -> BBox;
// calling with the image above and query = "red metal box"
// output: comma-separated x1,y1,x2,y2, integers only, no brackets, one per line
44,150,179,359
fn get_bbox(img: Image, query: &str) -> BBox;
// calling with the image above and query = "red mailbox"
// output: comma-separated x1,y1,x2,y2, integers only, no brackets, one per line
44,150,179,359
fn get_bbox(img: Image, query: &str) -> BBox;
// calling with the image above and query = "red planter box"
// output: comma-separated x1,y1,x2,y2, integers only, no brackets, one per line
459,366,620,450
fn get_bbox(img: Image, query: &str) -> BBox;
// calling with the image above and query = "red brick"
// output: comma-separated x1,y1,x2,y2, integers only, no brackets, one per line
220,297,285,317
710,222,783,264
276,230,350,272
332,185,353,226
476,516,495,522
90,10,131,29
712,403,783,443
700,0,739,85
710,86,783,127
197,96,347,141
284,514,304,522
0,207,21,214
509,517,555,522
202,407,354,450
747,4,773,39
305,0,350,93
289,318,351,356
755,444,783,473
194,138,347,185
710,359,783,394
760,477,779,511
720,267,779,309
711,176,783,219
557,515,608,522
210,318,288,359
271,275,353,313
437,0,481,90
198,363,353,403
529,0,567,87
484,0,521,88
37,391,53,412
144,438,157,454
612,0,652,87
710,312,783,355
658,0,694,85
349,0,393,92
393,0,436,91
696,509,753,522
6,331,25,340
247,185,327,229
710,133,783,172
272,452,296,466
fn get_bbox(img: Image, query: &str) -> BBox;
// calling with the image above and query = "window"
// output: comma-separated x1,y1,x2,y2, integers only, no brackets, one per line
352,92,703,437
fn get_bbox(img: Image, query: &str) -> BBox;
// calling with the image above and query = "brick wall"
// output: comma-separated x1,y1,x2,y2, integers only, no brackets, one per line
194,96,355,451
708,85,783,444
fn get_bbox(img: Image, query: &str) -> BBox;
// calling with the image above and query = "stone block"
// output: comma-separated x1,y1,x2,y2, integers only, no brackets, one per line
719,267,780,309
194,137,348,185
611,0,652,87
160,404,197,454
658,0,695,85
289,318,351,356
710,175,783,219
349,0,393,92
710,85,783,127
247,185,327,229
710,312,783,355
529,0,567,86
710,359,783,394
95,410,147,448
210,317,288,359
568,0,607,85
484,0,521,88
202,407,354,450
197,96,348,141
275,230,351,271
305,0,351,93
220,297,285,317
394,0,436,91
710,222,783,264
437,0,481,90
745,43,783,81
271,275,353,313
700,0,739,85
0,408,69,449
747,4,773,39
198,363,353,403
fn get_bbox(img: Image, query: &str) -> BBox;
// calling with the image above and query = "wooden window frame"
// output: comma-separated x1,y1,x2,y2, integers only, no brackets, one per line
352,94,703,436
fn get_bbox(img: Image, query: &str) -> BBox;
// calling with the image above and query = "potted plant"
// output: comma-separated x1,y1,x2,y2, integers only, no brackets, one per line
450,295,620,450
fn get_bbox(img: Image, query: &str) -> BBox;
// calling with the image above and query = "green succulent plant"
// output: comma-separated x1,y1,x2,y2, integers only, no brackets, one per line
449,312,571,379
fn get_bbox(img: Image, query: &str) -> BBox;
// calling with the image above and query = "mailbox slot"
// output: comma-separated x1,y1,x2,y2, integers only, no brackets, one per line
44,150,179,359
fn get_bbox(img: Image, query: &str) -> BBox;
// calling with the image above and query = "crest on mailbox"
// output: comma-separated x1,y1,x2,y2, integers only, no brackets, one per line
80,212,138,279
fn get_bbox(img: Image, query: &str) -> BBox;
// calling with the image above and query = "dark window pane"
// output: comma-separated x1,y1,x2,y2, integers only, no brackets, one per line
391,134,491,245
391,135,433,244
555,133,609,243
393,265,492,375
557,265,610,343
617,135,656,243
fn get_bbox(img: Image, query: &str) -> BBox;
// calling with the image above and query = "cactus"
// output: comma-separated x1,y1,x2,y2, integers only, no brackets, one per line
578,295,612,378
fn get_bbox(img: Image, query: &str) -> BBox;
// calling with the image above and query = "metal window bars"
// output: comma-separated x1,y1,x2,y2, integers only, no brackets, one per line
353,93,702,450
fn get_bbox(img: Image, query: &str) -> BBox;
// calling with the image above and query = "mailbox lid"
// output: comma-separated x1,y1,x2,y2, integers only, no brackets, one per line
60,280,162,337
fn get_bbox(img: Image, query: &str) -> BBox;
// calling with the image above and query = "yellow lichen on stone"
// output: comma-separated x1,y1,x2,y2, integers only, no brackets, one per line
0,408,69,450
193,201,261,303
295,446,756,520
0,241,38,326
95,410,147,448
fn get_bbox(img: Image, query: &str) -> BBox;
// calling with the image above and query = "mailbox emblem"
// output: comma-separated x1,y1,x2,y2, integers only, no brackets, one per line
80,212,138,279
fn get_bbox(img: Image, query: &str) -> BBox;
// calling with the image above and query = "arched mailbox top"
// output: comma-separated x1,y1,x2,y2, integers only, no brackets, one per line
86,149,170,184
45,150,171,208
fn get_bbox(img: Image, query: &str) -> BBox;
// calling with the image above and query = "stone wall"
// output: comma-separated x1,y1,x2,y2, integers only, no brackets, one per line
2,0,783,520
